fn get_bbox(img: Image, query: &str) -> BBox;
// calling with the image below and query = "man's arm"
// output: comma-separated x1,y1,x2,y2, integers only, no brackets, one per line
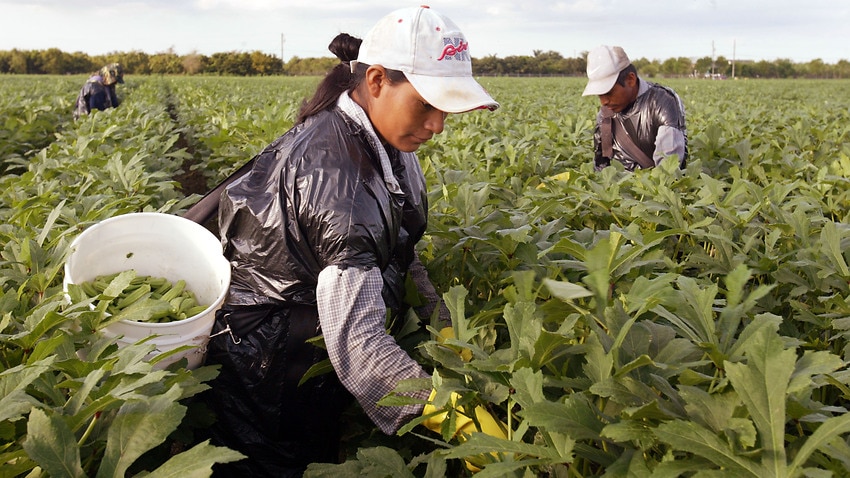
653,126,686,167
652,89,687,167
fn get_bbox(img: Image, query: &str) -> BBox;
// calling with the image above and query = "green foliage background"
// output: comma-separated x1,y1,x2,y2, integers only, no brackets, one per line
2,75,850,476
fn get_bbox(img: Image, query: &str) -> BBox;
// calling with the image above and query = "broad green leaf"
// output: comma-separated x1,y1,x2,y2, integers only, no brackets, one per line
36,199,66,247
356,446,417,478
814,435,850,471
0,389,40,423
787,413,850,475
581,232,624,304
504,301,540,361
543,278,593,301
600,420,656,449
723,263,752,310
622,274,676,317
520,394,604,441
508,367,544,409
101,269,137,299
548,236,588,262
96,386,186,478
444,432,572,462
106,297,174,325
304,460,365,476
603,449,656,477
298,358,333,386
654,420,765,476
10,310,69,349
787,350,844,395
146,441,244,477
26,332,69,363
582,333,613,383
678,386,742,433
819,221,850,277
0,358,55,399
102,368,169,400
674,276,719,345
63,368,106,417
532,328,579,370
725,326,795,475
726,313,782,361
591,376,664,411
422,453,448,478
443,285,475,343
22,408,85,478
724,418,758,450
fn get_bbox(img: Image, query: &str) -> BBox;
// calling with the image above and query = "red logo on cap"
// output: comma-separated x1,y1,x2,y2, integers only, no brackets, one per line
437,39,469,61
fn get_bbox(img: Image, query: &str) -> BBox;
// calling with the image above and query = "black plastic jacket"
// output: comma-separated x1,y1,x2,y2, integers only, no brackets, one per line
593,78,688,171
73,75,120,120
203,106,429,476
219,107,427,310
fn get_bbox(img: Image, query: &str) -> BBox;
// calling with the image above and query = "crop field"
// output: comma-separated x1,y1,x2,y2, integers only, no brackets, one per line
3,74,850,476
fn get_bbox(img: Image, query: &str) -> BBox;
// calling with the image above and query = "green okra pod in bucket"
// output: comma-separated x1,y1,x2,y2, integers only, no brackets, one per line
64,212,231,369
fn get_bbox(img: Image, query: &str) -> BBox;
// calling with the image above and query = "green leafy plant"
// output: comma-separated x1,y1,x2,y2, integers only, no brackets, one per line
5,76,850,476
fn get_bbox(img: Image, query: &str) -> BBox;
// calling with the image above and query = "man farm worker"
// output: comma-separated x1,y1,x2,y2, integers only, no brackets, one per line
202,6,505,476
583,45,688,171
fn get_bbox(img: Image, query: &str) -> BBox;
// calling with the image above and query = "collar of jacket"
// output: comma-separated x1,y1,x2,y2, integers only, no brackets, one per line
336,92,402,195
620,76,652,116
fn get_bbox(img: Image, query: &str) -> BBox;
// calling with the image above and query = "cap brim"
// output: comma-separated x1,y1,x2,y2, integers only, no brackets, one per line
405,73,499,113
582,74,617,96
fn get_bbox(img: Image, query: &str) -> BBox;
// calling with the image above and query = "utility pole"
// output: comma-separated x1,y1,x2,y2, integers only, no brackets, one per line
731,39,736,79
281,34,286,67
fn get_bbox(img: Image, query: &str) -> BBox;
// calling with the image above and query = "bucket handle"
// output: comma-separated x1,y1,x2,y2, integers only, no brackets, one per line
209,312,242,345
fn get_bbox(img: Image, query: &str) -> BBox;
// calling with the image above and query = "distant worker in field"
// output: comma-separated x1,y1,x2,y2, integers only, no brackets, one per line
582,45,687,171
73,63,124,120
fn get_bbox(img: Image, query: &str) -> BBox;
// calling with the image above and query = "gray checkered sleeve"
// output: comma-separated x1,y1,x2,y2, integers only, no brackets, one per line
316,265,431,434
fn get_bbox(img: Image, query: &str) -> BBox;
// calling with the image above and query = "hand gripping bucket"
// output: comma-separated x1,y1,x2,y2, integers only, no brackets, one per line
63,212,231,369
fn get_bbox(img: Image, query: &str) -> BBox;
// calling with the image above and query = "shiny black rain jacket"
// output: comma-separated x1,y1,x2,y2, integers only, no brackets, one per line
219,106,428,315
204,106,428,475
592,79,688,171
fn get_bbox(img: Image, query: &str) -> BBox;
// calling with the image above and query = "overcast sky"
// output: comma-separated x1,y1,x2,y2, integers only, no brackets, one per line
1,0,847,64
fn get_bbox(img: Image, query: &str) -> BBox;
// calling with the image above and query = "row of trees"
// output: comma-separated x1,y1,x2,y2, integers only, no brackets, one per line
0,48,285,77
2,47,849,79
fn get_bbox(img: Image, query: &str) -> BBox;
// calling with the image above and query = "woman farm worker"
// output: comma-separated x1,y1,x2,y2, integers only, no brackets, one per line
203,6,503,476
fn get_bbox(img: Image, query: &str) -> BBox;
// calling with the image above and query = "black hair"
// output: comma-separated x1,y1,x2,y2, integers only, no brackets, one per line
296,33,408,123
615,64,638,87
296,33,363,123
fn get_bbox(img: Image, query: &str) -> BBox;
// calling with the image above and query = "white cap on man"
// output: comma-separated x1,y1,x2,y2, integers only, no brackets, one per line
352,5,499,113
582,45,631,96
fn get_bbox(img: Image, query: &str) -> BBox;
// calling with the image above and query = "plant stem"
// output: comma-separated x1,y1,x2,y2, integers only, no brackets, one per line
78,413,98,447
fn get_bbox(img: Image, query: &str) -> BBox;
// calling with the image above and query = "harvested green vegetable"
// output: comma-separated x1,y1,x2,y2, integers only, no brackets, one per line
81,270,208,323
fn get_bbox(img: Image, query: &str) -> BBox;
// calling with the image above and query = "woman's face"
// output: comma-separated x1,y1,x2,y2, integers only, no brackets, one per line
361,67,447,152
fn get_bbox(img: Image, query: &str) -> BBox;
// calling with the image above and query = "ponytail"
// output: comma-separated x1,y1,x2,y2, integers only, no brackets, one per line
297,33,363,123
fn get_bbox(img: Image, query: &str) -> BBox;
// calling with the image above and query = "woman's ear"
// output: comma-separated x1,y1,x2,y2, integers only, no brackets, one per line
364,65,387,98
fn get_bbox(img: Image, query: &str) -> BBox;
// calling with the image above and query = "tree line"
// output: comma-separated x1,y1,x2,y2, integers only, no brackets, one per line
1,47,848,79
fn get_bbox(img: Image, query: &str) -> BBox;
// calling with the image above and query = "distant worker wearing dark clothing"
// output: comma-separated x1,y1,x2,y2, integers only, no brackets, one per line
73,63,124,120
583,45,687,171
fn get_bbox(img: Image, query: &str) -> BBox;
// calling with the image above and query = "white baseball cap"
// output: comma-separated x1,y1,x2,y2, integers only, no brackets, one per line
582,45,631,96
352,6,499,113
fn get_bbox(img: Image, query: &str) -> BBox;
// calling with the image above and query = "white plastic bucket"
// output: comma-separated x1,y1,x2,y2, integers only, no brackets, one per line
63,212,230,369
